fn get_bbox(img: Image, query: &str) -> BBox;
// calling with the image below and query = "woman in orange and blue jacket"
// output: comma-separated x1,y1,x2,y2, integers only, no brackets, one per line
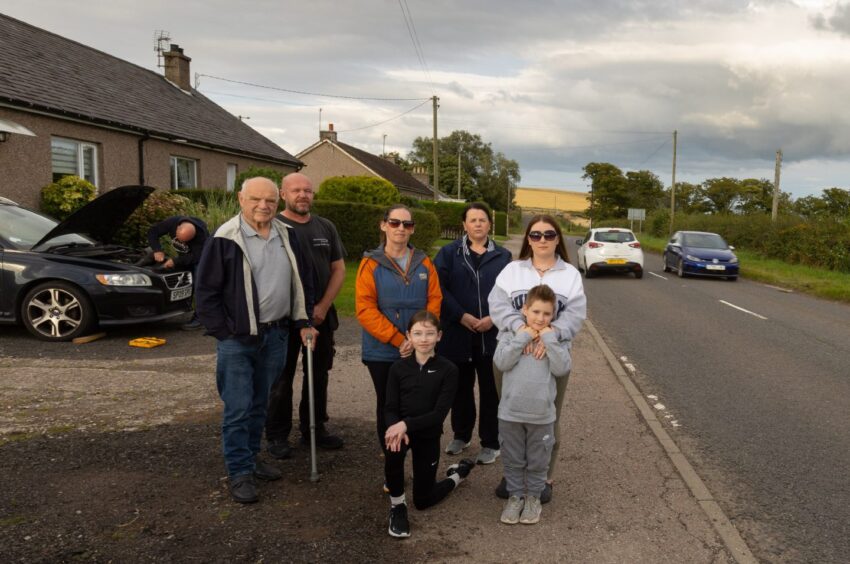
355,204,442,451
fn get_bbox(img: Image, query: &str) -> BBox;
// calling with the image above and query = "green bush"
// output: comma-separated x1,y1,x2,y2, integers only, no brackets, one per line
316,176,399,206
494,211,507,236
40,176,97,220
174,188,237,206
235,166,283,191
113,190,191,248
313,201,440,258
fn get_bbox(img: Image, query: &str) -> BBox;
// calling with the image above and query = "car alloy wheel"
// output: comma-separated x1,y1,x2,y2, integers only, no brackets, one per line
677,259,685,278
22,281,95,342
661,253,670,272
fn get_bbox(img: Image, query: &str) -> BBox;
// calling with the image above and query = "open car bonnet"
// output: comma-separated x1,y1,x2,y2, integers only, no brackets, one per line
33,185,155,249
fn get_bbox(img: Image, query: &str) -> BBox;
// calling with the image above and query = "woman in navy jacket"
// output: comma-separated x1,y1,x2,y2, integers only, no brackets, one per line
434,202,512,464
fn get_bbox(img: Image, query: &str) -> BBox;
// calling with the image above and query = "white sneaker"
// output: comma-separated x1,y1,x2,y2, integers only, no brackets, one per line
519,495,542,524
475,447,500,465
500,495,524,525
445,439,470,455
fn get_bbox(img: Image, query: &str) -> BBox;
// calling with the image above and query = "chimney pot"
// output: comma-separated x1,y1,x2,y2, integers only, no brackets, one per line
319,123,338,143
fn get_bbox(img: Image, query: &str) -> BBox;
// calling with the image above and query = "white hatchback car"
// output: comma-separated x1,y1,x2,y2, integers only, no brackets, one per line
576,227,644,279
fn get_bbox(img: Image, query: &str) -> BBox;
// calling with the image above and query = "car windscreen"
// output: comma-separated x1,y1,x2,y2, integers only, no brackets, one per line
594,230,635,243
0,205,93,250
681,233,727,249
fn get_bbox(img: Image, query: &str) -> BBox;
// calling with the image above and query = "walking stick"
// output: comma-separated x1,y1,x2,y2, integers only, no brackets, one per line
306,332,320,482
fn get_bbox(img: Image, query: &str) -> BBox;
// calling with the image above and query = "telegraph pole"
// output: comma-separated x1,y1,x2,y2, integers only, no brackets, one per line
457,142,463,199
669,129,678,235
772,149,782,221
432,95,440,201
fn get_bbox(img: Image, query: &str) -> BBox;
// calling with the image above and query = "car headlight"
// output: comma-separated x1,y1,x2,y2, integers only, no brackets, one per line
685,254,701,262
96,273,152,286
729,256,739,264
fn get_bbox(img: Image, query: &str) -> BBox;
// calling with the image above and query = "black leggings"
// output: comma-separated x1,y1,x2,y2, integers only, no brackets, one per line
385,434,456,510
365,360,394,451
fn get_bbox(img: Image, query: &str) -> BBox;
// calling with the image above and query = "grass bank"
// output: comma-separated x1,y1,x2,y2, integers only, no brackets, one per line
637,233,850,303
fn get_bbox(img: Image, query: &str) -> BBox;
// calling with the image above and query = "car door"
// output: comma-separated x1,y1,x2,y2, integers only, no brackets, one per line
578,230,592,268
666,232,682,267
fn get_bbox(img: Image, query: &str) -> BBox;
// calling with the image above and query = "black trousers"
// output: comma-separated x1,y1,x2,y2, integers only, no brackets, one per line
385,434,456,510
365,360,394,451
265,319,334,441
450,347,499,449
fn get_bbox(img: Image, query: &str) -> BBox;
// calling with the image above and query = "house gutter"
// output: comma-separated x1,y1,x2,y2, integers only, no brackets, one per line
0,100,303,168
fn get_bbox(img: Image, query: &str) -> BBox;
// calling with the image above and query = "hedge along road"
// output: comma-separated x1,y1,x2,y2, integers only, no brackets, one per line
566,235,850,564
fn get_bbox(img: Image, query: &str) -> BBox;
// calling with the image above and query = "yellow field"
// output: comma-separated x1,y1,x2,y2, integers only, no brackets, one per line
515,187,589,213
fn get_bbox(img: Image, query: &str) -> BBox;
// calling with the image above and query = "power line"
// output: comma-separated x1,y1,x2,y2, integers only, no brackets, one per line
337,99,431,132
398,0,436,94
440,118,670,135
635,138,670,167
201,90,319,107
197,73,429,102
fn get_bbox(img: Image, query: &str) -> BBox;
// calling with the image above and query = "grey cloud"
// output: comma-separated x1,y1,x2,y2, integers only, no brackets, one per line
810,3,850,35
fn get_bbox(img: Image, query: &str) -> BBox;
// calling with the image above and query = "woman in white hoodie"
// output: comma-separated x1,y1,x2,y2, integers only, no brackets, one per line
488,214,586,504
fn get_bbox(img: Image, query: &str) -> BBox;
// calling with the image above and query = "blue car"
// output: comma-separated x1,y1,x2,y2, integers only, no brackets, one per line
662,231,739,281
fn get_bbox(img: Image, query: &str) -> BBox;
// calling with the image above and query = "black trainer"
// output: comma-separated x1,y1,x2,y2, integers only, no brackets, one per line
253,459,282,481
541,482,553,504
267,439,293,460
230,474,258,504
446,458,476,480
495,477,509,499
388,503,410,538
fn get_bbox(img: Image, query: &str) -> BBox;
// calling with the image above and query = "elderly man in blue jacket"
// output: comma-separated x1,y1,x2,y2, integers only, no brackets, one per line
196,176,316,504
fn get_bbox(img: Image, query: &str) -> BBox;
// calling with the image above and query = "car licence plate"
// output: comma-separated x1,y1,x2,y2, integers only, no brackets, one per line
170,286,192,301
705,264,725,271
606,259,627,264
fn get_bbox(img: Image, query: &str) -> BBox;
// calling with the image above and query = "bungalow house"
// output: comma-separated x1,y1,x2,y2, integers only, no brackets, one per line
297,125,434,200
0,13,301,208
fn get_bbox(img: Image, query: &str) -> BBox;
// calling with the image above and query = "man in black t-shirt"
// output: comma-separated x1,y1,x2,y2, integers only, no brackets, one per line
265,172,346,457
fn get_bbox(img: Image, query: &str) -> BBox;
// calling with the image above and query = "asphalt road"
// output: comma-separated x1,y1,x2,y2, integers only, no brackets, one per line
566,236,850,564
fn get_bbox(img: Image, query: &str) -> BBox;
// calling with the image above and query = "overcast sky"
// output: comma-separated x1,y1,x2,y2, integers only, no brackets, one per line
5,0,850,197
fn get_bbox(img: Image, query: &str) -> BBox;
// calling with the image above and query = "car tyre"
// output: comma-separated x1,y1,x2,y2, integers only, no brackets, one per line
661,253,670,272
677,259,685,278
634,269,643,279
727,276,738,282
21,281,95,342
584,266,594,279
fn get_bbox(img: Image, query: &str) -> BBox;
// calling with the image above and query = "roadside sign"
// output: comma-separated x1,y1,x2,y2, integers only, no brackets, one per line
628,208,646,220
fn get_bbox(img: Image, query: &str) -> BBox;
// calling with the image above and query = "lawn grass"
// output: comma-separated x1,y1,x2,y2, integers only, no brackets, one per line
637,233,850,303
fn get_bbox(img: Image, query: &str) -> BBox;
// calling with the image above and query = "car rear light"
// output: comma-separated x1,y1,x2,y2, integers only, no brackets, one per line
628,242,641,248
588,242,604,248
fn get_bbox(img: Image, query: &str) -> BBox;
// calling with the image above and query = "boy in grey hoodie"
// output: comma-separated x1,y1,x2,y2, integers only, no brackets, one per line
493,284,571,525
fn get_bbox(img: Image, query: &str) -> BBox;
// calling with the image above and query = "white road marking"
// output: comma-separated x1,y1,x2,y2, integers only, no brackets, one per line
719,300,768,320
671,420,681,428
647,394,658,401
649,272,667,280
763,284,793,293
653,402,666,410
624,363,636,373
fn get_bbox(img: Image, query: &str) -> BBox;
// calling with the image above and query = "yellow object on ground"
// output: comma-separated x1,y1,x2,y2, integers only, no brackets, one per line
129,337,167,348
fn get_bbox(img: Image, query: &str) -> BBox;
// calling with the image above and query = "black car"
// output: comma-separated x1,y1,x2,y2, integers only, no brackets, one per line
0,186,194,341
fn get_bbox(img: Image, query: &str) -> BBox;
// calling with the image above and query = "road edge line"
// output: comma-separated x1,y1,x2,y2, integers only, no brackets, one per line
584,319,758,564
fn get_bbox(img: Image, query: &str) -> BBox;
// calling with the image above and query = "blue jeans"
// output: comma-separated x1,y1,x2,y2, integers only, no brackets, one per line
216,326,289,477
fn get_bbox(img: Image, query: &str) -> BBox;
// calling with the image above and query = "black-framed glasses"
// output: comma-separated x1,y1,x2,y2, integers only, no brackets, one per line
528,230,558,242
386,218,415,229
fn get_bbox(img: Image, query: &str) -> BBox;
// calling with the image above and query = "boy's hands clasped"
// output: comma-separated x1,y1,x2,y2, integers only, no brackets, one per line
520,325,554,359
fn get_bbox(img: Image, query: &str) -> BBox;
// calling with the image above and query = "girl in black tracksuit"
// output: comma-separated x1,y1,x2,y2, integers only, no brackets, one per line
383,310,475,538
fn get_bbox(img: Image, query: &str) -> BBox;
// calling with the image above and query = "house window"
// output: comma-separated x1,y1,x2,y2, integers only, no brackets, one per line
51,137,98,186
170,156,197,189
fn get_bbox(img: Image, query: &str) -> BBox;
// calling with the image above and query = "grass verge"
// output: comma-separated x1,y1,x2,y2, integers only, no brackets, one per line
637,233,850,303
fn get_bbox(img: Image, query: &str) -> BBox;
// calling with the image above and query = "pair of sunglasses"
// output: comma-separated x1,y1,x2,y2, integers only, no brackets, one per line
528,230,558,242
386,218,415,229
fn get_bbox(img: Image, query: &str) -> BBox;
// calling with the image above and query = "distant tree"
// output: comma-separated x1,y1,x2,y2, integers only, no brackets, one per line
235,166,283,190
407,130,520,210
821,187,850,217
736,178,792,215
700,177,741,214
582,163,663,220
670,181,710,214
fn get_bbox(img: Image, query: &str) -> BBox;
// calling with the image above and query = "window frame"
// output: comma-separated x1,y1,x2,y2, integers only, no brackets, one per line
170,156,198,189
50,136,99,187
